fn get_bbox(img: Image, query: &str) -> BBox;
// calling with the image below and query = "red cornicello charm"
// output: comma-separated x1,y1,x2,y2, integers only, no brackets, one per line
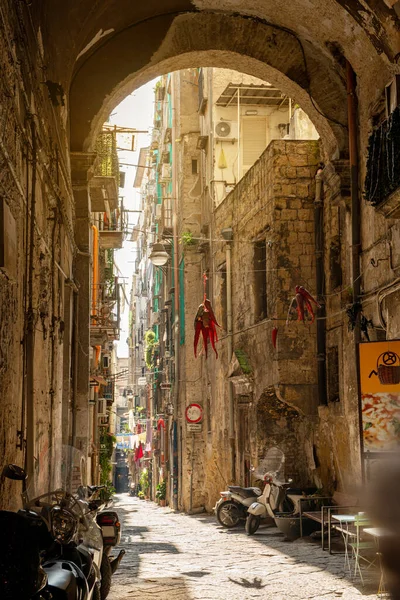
272,326,278,349
294,285,321,324
194,274,220,359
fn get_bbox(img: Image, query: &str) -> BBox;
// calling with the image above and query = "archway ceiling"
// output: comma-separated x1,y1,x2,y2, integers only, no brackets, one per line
33,1,400,155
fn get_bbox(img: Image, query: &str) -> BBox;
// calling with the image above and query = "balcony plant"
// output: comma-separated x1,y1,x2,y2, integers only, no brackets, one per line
180,230,196,246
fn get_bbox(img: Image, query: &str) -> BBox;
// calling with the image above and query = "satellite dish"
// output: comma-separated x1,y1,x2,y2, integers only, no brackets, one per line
215,121,231,137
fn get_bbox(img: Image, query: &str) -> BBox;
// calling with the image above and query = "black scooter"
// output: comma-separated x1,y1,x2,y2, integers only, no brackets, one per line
0,464,100,600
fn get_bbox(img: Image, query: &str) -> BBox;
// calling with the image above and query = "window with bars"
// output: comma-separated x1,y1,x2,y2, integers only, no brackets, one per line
254,240,267,322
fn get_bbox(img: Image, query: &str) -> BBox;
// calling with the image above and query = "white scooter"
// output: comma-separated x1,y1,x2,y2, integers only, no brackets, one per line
215,484,262,528
245,472,311,535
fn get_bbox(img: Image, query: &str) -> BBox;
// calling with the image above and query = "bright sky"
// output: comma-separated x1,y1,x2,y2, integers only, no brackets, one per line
108,78,158,358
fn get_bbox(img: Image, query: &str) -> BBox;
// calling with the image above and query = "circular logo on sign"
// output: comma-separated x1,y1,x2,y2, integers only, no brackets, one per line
185,403,203,423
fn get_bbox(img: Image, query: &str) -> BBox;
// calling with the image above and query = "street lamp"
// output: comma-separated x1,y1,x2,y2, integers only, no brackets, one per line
149,243,169,267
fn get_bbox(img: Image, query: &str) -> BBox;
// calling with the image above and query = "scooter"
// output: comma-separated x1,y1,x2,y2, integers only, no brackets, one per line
0,463,100,600
82,484,125,599
215,484,262,528
245,472,313,535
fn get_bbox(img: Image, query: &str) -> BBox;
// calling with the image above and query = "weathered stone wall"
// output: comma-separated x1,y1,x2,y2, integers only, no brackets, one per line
193,139,321,508
0,2,74,509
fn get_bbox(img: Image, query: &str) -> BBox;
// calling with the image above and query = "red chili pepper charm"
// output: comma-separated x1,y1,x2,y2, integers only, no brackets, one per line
272,326,278,349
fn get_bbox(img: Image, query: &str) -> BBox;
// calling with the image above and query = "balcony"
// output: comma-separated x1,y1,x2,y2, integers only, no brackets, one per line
89,176,118,212
98,208,124,249
90,281,121,344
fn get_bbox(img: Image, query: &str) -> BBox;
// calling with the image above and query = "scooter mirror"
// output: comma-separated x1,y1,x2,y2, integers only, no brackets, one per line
2,464,27,481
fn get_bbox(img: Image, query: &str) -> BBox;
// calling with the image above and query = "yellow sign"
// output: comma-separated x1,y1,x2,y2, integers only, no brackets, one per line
359,341,400,452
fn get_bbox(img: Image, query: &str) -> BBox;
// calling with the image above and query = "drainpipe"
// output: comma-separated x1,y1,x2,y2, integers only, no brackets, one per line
221,228,235,481
346,60,364,479
314,167,327,406
346,61,361,341
71,287,79,449
171,72,179,510
26,118,37,483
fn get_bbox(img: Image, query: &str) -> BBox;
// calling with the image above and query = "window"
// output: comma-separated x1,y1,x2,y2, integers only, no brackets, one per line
119,171,126,188
327,346,340,403
191,159,198,175
242,117,267,175
254,240,267,322
216,264,227,330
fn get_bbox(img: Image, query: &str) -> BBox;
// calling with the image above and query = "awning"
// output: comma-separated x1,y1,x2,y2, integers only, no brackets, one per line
90,375,108,386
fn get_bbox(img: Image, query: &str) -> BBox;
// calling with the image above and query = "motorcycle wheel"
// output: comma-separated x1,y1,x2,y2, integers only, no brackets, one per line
216,501,242,528
93,584,101,600
100,553,113,600
245,514,260,536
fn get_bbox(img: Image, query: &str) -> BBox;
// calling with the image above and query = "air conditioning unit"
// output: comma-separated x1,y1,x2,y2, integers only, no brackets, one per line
98,398,107,417
214,121,238,141
151,311,161,326
160,163,171,181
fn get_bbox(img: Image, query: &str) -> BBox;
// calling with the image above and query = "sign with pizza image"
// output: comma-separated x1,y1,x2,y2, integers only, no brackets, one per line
359,341,400,452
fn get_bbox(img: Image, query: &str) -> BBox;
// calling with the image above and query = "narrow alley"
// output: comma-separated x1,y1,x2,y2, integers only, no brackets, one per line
1,1,400,598
108,496,379,600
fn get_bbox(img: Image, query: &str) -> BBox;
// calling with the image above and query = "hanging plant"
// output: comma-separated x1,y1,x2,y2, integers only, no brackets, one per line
144,329,158,368
181,231,196,246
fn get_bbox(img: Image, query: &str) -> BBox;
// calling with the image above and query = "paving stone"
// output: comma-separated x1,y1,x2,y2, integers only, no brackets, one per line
108,495,380,600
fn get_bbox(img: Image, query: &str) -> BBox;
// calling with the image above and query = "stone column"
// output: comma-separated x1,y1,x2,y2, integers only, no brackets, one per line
70,152,96,458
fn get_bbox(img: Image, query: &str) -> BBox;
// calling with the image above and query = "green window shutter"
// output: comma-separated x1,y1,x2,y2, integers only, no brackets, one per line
179,259,185,345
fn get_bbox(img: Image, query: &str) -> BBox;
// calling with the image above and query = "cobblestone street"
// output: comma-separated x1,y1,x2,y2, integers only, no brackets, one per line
108,495,379,600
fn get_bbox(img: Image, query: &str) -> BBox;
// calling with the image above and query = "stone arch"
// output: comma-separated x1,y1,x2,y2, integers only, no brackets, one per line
69,12,350,159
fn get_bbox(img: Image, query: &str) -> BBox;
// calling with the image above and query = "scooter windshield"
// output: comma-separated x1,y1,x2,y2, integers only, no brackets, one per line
26,444,88,502
24,445,102,550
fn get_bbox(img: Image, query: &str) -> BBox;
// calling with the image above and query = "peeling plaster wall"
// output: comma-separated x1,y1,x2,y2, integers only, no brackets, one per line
0,2,74,509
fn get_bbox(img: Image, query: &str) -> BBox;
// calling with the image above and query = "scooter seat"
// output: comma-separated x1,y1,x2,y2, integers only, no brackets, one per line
285,487,317,496
228,486,259,498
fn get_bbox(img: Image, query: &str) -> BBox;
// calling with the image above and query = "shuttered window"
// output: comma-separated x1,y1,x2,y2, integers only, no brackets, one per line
242,118,267,168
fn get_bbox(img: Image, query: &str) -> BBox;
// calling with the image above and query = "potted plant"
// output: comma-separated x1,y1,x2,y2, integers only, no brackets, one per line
156,479,167,507
139,469,150,499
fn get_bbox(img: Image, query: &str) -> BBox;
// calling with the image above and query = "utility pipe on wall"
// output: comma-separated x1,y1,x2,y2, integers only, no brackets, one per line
171,72,180,511
314,167,327,406
222,228,235,481
25,118,37,482
346,61,361,341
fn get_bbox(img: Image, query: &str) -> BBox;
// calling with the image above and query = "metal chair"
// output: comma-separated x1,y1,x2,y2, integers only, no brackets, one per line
349,515,377,584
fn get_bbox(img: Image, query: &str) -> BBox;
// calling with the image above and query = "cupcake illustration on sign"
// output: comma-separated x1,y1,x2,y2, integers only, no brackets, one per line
185,403,203,424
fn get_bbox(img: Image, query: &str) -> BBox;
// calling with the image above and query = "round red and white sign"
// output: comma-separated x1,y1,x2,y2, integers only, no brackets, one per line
185,403,203,424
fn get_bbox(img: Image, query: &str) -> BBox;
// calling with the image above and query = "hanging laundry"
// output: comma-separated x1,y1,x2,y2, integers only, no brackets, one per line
218,146,227,170
134,443,143,463
145,418,153,452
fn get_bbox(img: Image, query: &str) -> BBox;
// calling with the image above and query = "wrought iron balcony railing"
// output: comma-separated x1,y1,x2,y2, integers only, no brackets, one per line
91,281,120,341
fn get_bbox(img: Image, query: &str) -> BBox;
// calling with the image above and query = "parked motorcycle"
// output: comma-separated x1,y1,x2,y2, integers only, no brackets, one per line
0,446,123,600
215,484,262,528
0,462,100,599
245,472,315,535
84,484,125,598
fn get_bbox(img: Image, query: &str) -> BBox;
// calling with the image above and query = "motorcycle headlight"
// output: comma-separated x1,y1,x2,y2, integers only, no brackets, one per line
50,507,77,544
